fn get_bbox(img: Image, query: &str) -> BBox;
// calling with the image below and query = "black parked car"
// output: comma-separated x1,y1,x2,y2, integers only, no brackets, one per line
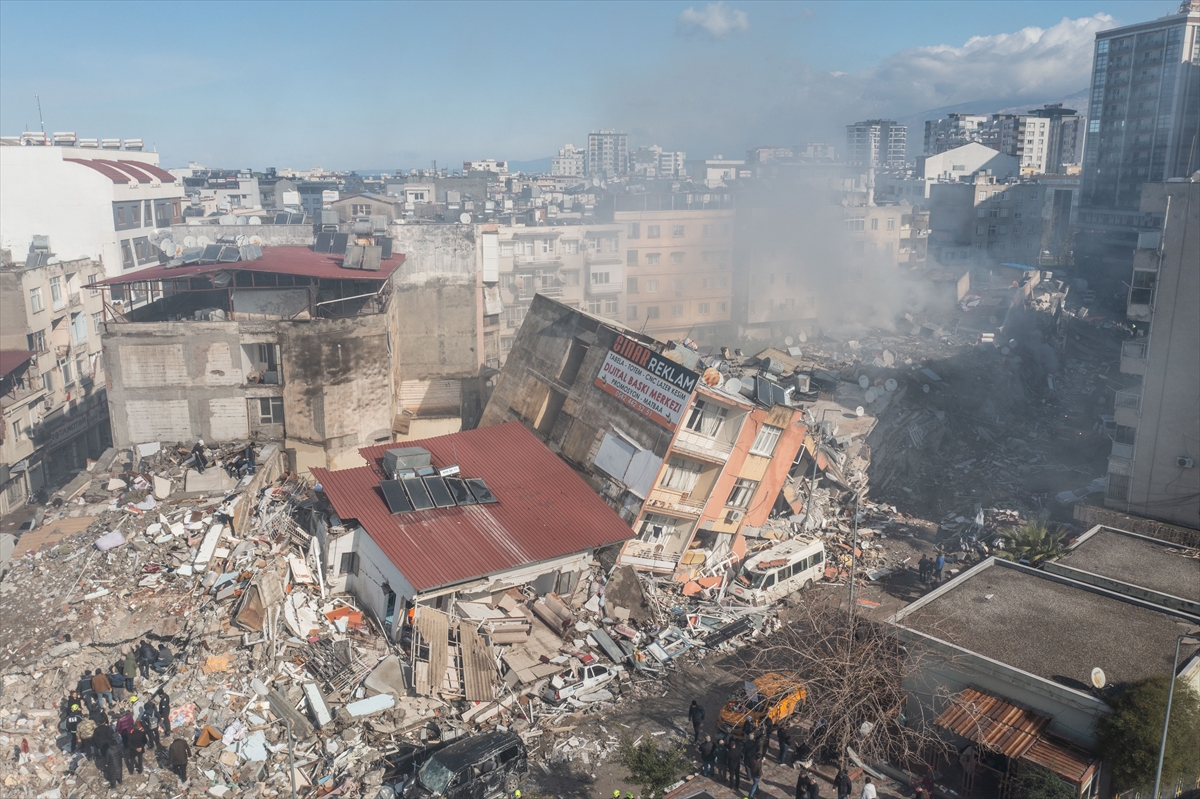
401,731,527,799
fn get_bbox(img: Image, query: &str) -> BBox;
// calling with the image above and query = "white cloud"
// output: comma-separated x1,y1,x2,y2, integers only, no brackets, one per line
677,2,749,40
611,14,1114,157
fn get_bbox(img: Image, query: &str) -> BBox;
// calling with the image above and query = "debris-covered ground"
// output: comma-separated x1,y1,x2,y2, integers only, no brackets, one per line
0,272,1128,798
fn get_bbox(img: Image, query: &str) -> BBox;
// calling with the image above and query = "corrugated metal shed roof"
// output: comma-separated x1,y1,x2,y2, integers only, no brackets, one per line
92,246,402,286
313,422,633,593
934,688,1049,758
0,350,36,379
1021,734,1099,787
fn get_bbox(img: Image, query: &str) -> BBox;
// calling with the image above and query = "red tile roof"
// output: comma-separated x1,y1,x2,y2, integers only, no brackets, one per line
0,350,36,379
312,422,633,593
92,246,402,285
65,158,130,183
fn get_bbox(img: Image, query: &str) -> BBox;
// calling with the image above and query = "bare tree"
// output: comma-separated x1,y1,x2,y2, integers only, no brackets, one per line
739,594,955,771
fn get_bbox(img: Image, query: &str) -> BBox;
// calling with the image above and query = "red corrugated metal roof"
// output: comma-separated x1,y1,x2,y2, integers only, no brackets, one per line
117,160,176,183
935,688,1049,758
313,422,634,593
1021,734,1098,787
64,158,130,183
92,246,402,285
0,350,36,378
95,158,155,182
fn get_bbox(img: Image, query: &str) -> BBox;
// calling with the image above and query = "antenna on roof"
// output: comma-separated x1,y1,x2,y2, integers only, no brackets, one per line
35,95,46,144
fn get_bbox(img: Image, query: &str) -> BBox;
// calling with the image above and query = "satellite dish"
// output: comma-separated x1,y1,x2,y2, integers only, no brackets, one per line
459,212,471,224
858,375,870,389
249,235,264,246
702,367,722,387
922,384,931,393
855,406,865,417
884,378,898,392
248,216,262,225
1001,346,1010,355
785,336,794,346
219,214,237,225
864,388,877,402
236,215,249,226
798,332,808,343
1091,667,1106,689
197,236,212,247
158,238,175,253
724,377,743,396
183,236,197,248
592,177,601,187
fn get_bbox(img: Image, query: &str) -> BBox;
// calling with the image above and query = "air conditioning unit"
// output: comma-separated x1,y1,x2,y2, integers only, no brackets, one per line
1178,457,1195,469
725,509,744,525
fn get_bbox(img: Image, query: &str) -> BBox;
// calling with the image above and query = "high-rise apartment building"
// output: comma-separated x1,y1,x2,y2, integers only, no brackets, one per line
924,114,991,155
587,130,628,177
1107,180,1199,527
846,120,907,168
1075,2,1200,278
551,144,586,178
990,105,1086,175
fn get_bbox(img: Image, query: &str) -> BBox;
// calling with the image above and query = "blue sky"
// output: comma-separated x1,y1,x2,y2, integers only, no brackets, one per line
0,1,1170,170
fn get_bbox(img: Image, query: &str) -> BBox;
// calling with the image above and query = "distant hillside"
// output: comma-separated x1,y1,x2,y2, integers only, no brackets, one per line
507,156,553,174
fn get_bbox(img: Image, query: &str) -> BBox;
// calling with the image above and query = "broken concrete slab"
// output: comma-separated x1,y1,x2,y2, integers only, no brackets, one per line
184,468,238,494
363,654,407,698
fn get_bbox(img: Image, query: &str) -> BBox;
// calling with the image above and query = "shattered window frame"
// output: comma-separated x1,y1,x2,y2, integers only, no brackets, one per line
726,478,758,509
750,424,783,456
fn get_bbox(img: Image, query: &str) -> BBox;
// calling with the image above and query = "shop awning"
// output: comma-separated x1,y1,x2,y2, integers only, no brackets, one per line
935,688,1050,759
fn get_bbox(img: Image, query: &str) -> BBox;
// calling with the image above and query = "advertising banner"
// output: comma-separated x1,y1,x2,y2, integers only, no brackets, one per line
594,336,699,430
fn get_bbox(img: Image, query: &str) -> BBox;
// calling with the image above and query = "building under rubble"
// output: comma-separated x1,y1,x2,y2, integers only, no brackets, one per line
306,422,635,641
479,294,813,574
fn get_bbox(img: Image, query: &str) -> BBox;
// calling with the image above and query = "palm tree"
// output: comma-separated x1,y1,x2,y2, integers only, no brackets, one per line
995,522,1065,566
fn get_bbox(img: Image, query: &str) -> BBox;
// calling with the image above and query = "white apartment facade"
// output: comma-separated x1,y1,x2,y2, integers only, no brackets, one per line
587,130,628,177
0,142,186,279
551,145,586,178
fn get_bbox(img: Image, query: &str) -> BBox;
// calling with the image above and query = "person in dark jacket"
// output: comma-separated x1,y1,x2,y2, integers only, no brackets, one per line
189,440,208,474
136,641,156,680
714,737,729,783
64,705,83,753
125,722,148,774
152,644,174,674
698,735,716,777
727,739,742,792
688,700,705,742
834,764,853,799
778,725,793,765
139,702,160,750
108,670,127,703
104,737,124,787
747,753,764,798
741,714,757,741
167,737,189,783
797,772,813,799
157,692,172,737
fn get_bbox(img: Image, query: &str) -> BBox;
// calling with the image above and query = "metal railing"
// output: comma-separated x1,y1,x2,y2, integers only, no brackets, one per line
1115,388,1142,411
1122,340,1148,360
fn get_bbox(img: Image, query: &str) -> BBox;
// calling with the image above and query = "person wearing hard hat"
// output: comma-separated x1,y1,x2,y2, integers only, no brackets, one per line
65,704,83,752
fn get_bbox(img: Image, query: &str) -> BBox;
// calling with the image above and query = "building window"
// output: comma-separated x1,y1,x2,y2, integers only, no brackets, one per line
70,313,88,345
339,552,359,576
639,513,678,542
628,223,640,239
685,399,727,436
718,301,728,313
646,305,660,319
870,218,879,230
500,242,514,257
258,397,284,424
587,299,603,314
28,330,46,353
698,302,710,314
627,304,638,320
61,359,74,387
562,239,579,255
671,252,685,264
121,241,134,268
133,237,156,263
351,203,371,216
604,297,618,314
673,279,684,295
29,286,44,313
702,224,714,237
672,225,685,238
49,276,64,310
726,478,758,509
627,250,638,266
88,273,100,295
42,371,53,392
591,271,610,285
646,279,659,292
561,270,580,286
976,225,986,235
646,253,661,265
661,456,702,492
886,218,895,230
627,277,638,293
750,424,783,455
131,203,141,226
977,191,987,201
647,225,661,238
671,304,683,317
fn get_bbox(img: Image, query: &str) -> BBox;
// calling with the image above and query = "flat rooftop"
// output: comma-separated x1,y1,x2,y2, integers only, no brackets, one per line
1057,527,1200,602
896,560,1200,689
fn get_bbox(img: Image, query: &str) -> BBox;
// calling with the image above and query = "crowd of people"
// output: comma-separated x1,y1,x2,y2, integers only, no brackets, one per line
49,640,191,789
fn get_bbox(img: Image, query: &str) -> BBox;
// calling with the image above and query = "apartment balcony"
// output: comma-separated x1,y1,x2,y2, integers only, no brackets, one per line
513,255,562,270
1120,339,1148,375
585,280,621,296
586,252,624,266
617,540,682,573
69,293,83,310
1126,291,1154,323
671,429,734,463
644,488,707,517
1110,441,1134,460
1114,388,1141,428
517,285,564,301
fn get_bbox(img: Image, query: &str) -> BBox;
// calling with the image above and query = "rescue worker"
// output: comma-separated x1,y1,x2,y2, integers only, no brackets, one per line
64,704,83,753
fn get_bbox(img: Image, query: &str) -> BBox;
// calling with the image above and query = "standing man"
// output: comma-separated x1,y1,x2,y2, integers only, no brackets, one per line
698,735,716,777
64,704,83,753
190,439,208,474
688,700,706,743
861,777,877,799
797,772,812,799
835,764,853,799
934,552,945,584
75,714,97,760
122,650,138,692
747,751,764,798
777,725,792,765
714,736,729,783
917,556,930,583
167,737,189,784
727,738,743,793
157,691,172,738
136,641,156,680
125,721,148,775
104,736,124,789
90,669,113,712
